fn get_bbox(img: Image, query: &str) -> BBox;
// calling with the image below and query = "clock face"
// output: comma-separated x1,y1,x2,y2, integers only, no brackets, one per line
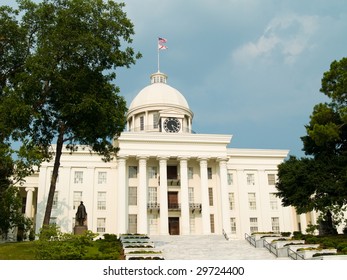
163,117,181,133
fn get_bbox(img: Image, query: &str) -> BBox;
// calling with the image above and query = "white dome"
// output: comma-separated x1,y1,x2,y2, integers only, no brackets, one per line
129,82,190,111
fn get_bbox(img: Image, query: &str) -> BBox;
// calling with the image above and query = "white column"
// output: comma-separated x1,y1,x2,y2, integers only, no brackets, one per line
137,156,148,234
25,187,35,218
117,156,127,234
179,157,190,235
218,158,231,236
199,157,210,235
300,213,308,234
158,157,169,235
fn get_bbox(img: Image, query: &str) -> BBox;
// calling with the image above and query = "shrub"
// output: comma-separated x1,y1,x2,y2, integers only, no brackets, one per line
336,242,347,252
35,227,98,260
281,232,291,237
293,231,303,239
103,234,118,242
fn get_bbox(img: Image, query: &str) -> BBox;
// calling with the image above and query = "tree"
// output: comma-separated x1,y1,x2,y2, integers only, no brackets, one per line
0,0,141,227
0,142,38,240
276,57,347,233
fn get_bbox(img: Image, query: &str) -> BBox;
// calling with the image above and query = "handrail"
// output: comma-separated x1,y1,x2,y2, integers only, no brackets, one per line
222,229,229,241
244,233,256,247
263,239,278,257
288,248,304,260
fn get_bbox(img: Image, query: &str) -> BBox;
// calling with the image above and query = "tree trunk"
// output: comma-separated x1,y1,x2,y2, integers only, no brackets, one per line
42,127,64,226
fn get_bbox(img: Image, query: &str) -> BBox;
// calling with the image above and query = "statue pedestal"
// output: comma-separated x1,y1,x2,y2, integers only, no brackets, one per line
74,225,88,235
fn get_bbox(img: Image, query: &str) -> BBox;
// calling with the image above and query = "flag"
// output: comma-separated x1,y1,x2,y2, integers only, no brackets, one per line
158,37,167,44
158,43,168,50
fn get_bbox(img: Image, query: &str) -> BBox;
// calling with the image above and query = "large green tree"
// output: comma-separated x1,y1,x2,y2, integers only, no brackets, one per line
0,0,141,226
276,57,347,233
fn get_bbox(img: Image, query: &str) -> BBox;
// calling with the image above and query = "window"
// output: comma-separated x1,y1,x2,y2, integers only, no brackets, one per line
128,187,137,205
52,192,58,210
230,217,237,234
250,217,258,233
207,167,212,179
149,214,158,233
248,193,256,210
128,214,137,234
188,167,194,179
97,218,106,233
128,166,138,178
148,187,157,204
140,116,144,131
98,172,107,184
73,191,82,210
269,193,278,210
190,216,195,234
208,187,213,206
74,171,83,184
97,192,106,210
267,174,276,185
148,166,157,179
153,112,159,129
227,172,233,185
229,192,235,210
246,173,255,185
271,217,280,233
210,214,215,233
188,187,194,204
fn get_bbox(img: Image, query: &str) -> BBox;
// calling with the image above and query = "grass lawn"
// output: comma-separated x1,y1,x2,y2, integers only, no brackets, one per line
0,242,36,260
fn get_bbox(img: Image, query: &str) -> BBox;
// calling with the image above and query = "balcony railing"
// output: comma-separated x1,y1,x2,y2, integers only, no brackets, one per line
147,203,160,210
127,125,196,134
168,203,181,211
147,202,202,213
167,179,180,186
189,203,202,213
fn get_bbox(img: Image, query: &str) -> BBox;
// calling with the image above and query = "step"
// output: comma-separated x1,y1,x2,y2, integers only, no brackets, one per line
150,235,286,260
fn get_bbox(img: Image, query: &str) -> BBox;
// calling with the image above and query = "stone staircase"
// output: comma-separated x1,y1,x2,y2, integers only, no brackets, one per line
150,235,287,260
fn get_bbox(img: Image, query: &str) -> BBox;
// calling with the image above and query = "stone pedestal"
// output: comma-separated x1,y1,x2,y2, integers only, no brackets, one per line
74,225,88,235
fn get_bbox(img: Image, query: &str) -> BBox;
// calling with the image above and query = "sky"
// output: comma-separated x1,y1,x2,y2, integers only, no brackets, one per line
6,0,347,157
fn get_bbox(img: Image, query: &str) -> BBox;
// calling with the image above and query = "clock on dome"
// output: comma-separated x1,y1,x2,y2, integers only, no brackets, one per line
163,117,181,133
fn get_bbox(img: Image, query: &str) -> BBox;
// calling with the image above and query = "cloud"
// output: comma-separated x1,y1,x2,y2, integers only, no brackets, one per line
232,14,319,65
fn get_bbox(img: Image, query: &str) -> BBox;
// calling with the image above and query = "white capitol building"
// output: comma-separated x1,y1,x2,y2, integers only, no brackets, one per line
20,70,316,239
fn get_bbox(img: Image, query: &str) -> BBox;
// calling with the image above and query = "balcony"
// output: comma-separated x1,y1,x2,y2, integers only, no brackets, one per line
147,203,160,213
189,203,202,213
168,203,181,211
167,179,180,186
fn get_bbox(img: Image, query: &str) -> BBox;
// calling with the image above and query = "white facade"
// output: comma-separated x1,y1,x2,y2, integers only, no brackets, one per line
19,71,305,239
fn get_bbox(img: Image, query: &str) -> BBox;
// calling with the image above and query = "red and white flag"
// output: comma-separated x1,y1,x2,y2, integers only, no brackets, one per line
158,37,167,44
158,37,168,50
158,43,168,50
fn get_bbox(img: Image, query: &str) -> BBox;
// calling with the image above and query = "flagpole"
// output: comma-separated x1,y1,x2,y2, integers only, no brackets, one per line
157,41,160,72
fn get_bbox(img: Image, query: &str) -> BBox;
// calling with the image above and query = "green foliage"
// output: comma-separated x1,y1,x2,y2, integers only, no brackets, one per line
306,224,319,235
0,184,32,240
0,0,141,226
292,231,304,240
35,226,122,260
276,57,347,226
35,225,98,260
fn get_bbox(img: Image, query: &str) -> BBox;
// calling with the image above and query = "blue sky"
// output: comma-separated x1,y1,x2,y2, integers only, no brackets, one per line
6,0,347,157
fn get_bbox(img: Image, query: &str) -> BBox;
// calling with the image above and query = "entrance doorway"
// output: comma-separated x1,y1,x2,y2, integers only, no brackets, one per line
169,217,180,235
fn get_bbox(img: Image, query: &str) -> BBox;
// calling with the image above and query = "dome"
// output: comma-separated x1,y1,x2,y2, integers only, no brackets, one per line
126,71,194,134
128,72,190,112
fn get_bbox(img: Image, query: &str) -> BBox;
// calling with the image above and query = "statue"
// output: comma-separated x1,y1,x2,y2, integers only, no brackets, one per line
76,201,87,226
